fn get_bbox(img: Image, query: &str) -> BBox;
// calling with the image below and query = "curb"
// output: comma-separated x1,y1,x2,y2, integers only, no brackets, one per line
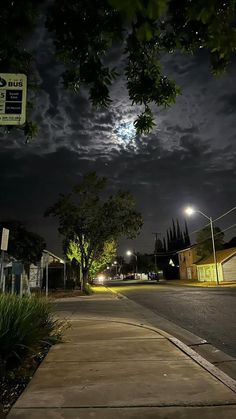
105,286,236,393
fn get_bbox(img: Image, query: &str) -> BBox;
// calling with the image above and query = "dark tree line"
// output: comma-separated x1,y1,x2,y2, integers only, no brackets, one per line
154,219,190,254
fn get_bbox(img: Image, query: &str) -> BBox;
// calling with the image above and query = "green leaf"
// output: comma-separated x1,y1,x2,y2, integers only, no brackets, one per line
136,22,154,42
108,0,142,19
146,0,169,19
134,107,155,135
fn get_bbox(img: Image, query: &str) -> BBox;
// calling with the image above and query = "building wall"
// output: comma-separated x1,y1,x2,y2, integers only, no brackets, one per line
178,247,199,280
197,263,223,282
222,255,236,281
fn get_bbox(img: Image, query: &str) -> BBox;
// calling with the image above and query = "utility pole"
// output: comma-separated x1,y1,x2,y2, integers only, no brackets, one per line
152,232,161,273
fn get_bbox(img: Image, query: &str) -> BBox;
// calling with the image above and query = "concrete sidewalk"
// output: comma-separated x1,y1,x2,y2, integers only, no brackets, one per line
8,287,236,418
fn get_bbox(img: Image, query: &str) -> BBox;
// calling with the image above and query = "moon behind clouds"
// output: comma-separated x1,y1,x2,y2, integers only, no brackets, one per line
114,120,136,145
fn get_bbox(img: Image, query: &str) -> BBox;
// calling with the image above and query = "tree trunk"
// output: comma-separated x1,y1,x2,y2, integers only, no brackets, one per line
81,267,89,293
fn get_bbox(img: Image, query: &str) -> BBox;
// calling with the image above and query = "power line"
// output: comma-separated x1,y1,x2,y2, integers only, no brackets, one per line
188,206,236,237
123,224,236,256
121,207,236,255
214,207,236,223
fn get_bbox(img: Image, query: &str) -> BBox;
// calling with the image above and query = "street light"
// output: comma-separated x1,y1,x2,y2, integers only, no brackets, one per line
185,207,219,285
126,250,138,277
111,261,118,276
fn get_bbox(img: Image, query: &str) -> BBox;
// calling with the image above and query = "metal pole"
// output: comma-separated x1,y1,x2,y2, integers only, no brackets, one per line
46,254,49,297
20,274,23,297
11,274,15,294
210,217,219,285
135,254,138,278
0,250,4,291
63,261,66,290
154,253,157,273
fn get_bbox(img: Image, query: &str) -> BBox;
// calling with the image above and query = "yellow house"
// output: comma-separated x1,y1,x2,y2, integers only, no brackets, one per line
196,248,236,282
177,246,200,280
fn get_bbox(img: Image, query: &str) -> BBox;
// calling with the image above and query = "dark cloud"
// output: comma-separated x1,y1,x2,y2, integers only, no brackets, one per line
1,21,236,255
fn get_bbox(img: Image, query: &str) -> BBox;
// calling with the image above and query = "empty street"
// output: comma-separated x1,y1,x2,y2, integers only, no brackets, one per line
108,283,236,358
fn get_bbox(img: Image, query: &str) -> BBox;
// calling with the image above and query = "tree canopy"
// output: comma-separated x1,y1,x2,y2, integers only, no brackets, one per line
45,172,143,289
1,0,236,139
0,220,46,264
66,238,117,279
196,225,224,258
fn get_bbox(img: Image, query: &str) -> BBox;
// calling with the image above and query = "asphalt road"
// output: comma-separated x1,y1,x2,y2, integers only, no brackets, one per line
108,282,236,358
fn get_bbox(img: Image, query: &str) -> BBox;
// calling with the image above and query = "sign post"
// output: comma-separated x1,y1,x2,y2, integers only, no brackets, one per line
0,73,27,125
46,253,49,297
0,228,9,291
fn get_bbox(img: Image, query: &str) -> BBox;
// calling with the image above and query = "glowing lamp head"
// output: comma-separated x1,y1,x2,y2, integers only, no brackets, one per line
185,207,195,216
126,250,132,256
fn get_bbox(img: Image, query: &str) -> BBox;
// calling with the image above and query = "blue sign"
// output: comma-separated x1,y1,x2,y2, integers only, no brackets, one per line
12,262,24,275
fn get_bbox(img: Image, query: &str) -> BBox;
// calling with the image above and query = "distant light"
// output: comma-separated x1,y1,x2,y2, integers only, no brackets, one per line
113,261,117,265
97,274,105,282
185,207,195,216
169,259,175,266
126,250,132,256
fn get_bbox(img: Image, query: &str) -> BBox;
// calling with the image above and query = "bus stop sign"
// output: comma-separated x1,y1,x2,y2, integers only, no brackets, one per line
0,73,27,125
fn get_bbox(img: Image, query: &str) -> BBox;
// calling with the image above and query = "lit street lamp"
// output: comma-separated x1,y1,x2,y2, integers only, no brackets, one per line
112,261,118,276
185,207,219,285
126,250,138,277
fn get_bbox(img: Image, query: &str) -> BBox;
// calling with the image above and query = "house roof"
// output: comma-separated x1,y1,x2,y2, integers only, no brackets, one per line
43,249,65,263
177,244,197,254
196,247,236,265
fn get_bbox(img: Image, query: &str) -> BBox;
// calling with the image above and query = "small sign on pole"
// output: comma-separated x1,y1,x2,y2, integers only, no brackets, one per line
0,227,9,291
1,228,9,251
0,73,27,125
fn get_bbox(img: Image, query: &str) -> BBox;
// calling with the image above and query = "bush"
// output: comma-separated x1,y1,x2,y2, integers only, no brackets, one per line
0,294,62,373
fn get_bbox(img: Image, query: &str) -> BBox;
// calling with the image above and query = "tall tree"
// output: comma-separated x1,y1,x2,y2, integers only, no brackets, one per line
224,236,236,249
163,237,167,252
169,228,174,250
1,1,236,139
166,229,170,251
45,172,143,290
184,220,191,246
172,219,177,243
196,225,224,258
176,219,184,249
66,238,117,279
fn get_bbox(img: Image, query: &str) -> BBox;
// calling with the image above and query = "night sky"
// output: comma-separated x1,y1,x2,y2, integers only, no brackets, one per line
1,17,236,257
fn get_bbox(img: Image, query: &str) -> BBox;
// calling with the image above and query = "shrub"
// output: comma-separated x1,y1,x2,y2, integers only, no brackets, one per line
0,294,62,372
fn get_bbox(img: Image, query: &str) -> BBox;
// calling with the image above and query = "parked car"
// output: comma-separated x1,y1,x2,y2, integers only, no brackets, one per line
92,274,106,285
123,274,135,280
148,272,159,281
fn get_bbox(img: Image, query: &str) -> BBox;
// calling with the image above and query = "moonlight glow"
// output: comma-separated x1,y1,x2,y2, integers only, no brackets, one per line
114,121,136,144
